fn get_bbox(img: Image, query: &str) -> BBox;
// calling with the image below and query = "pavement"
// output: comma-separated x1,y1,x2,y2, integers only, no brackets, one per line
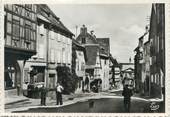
5,95,29,105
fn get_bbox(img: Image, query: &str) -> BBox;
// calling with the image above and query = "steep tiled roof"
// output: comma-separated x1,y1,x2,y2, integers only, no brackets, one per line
96,38,110,56
37,4,74,36
76,32,98,44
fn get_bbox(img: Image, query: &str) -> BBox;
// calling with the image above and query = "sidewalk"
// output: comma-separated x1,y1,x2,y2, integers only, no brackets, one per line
5,95,29,105
5,92,99,112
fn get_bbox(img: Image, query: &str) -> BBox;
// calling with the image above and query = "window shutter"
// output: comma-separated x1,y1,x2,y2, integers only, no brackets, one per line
50,49,55,63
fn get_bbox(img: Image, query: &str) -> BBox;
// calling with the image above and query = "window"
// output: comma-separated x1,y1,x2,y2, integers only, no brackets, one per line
39,24,44,36
25,4,32,10
82,37,86,44
25,10,32,19
50,31,54,39
58,33,61,42
151,75,153,83
50,49,55,63
105,60,107,65
62,48,66,63
7,22,12,35
12,19,20,39
150,38,153,46
39,44,44,58
57,50,61,63
7,13,12,21
25,24,31,41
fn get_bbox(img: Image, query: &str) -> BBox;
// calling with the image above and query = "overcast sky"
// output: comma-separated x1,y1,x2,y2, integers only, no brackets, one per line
49,4,151,63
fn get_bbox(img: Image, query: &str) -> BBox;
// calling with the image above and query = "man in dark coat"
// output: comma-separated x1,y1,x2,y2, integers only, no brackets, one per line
122,84,133,112
40,85,47,106
85,75,89,92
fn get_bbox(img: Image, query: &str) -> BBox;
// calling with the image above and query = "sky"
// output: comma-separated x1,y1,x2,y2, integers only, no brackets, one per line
48,4,152,63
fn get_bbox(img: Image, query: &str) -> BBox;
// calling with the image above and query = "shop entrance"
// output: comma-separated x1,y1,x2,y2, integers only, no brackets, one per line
5,60,21,96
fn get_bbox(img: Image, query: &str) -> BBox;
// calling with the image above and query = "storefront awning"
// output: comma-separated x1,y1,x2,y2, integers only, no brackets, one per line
31,62,46,67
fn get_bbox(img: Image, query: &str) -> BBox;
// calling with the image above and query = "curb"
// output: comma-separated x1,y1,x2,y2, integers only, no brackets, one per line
5,99,30,105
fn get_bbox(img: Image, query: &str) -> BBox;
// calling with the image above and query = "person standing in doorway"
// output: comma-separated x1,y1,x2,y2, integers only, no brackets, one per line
40,84,47,106
56,82,64,105
122,84,133,112
85,75,89,92
17,84,21,96
82,80,85,93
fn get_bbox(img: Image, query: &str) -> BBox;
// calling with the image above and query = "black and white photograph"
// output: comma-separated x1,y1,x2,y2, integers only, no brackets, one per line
3,2,167,114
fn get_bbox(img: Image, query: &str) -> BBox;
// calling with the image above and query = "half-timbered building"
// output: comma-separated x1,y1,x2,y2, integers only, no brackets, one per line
4,4,37,96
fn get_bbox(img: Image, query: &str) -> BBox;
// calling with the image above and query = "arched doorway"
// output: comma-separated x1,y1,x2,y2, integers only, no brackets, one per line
5,60,21,95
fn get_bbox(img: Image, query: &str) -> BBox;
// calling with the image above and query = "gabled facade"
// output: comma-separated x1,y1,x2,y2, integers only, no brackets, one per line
76,25,100,81
76,25,110,91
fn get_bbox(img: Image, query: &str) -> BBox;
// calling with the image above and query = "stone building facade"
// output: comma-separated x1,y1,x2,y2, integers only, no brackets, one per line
23,4,73,98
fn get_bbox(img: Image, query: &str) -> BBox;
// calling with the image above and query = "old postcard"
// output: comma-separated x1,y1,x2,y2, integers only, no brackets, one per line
0,0,170,116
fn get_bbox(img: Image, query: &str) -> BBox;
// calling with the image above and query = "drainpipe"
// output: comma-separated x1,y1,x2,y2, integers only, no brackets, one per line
46,26,50,88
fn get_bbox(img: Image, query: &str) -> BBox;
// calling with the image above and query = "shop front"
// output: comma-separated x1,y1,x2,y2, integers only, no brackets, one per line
23,61,46,98
5,59,21,97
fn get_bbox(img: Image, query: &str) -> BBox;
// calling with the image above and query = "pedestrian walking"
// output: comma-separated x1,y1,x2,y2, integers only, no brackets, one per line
122,84,133,112
40,85,47,106
56,82,64,105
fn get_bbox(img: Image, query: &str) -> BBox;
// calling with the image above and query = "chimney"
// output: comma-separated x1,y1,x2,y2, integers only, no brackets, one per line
90,30,96,38
80,24,87,34
90,30,94,35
